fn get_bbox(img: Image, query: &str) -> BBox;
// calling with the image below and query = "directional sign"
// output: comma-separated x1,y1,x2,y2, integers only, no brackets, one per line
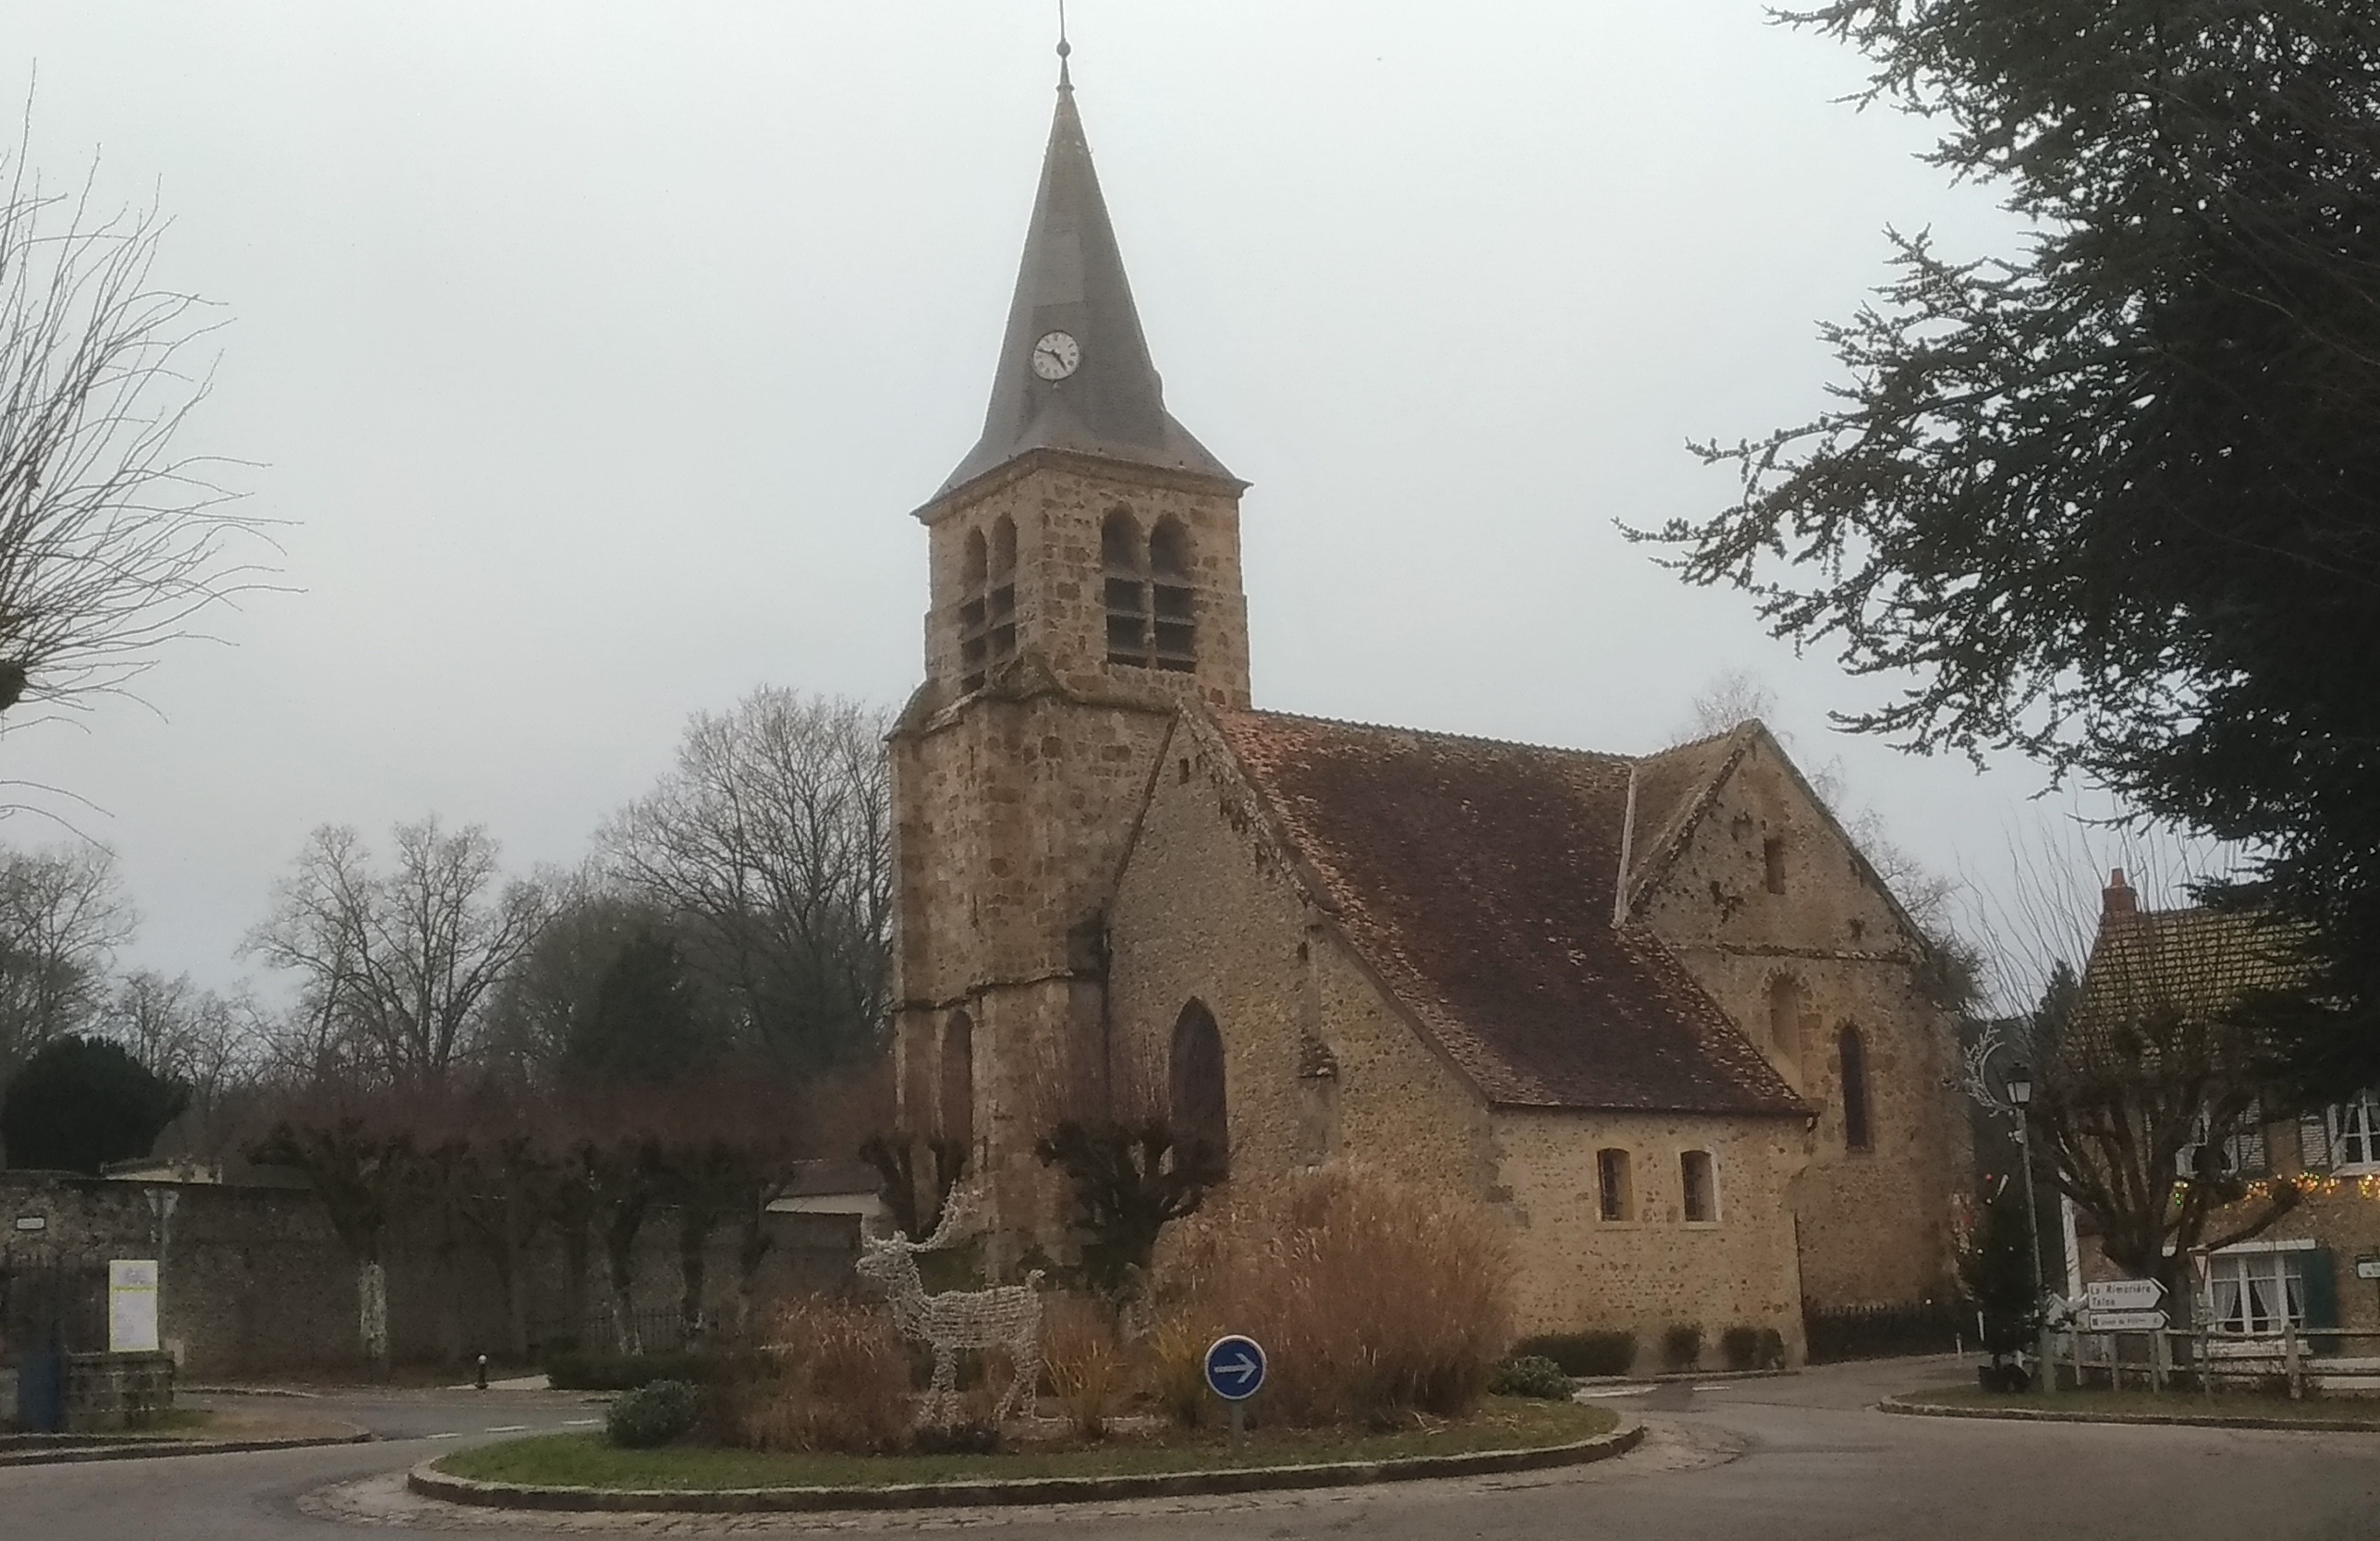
2357,1255,2380,1282
1203,1334,1268,1402
2081,1309,2167,1333
2085,1278,2166,1312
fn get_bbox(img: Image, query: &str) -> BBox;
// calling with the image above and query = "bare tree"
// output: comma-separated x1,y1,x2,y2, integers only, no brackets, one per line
599,690,892,1074
1959,813,2298,1284
98,968,265,1149
0,840,131,1085
1669,667,1777,747
246,817,550,1087
0,140,270,726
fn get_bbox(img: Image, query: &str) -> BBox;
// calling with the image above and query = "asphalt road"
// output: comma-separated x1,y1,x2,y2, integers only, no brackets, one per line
5,1358,2377,1541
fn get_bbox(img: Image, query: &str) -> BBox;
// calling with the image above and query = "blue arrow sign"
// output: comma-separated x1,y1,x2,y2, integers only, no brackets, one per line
1203,1334,1267,1401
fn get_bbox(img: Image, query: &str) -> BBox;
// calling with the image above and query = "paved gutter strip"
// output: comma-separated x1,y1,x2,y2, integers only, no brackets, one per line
407,1420,1645,1514
1881,1400,2380,1434
0,1425,372,1466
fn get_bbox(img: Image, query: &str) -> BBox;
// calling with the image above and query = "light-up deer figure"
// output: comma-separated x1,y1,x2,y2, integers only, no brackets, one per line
855,1187,1044,1426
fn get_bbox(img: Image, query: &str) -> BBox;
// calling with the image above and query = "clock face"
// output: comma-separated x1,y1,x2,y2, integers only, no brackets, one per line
1031,330,1080,381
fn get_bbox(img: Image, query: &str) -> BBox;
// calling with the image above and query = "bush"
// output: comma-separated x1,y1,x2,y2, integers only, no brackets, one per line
1147,1165,1511,1427
1804,1300,1963,1364
1147,1311,1214,1428
1513,1330,1637,1377
714,1297,910,1456
1043,1294,1130,1439
909,1422,1002,1455
546,1351,723,1391
1661,1323,1703,1372
1720,1326,1762,1371
1487,1354,1573,1400
607,1379,701,1448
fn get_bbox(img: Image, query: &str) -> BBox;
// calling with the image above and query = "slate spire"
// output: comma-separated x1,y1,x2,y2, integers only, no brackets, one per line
931,55,1236,504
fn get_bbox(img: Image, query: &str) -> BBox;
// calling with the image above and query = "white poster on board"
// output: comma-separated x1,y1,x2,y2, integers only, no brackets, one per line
108,1259,159,1353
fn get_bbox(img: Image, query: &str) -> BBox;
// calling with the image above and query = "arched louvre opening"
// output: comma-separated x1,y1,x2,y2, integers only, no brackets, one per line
959,528,991,692
1147,518,1195,672
1103,510,1150,667
1838,1025,1873,1152
1169,999,1229,1170
986,518,1018,670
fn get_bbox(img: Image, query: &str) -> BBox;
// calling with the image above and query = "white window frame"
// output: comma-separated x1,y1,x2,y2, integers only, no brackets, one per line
2329,1093,2380,1172
2203,1248,2306,1337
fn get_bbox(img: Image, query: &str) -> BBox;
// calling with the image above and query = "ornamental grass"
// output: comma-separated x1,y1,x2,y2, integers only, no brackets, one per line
1147,1164,1512,1428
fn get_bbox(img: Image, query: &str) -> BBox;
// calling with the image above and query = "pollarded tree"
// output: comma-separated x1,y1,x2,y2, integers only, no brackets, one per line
0,1032,187,1173
1639,2,2380,1090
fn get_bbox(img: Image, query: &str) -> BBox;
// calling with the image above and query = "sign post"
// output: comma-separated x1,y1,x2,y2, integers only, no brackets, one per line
1203,1334,1267,1449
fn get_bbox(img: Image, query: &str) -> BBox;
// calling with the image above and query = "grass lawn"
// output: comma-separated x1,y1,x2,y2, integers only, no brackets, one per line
438,1396,1618,1491
1896,1383,2380,1425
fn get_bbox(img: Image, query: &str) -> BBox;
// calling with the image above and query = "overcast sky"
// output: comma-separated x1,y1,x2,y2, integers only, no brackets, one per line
0,2,2121,1006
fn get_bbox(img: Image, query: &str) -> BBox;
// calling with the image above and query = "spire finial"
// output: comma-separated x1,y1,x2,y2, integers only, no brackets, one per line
1056,1,1072,90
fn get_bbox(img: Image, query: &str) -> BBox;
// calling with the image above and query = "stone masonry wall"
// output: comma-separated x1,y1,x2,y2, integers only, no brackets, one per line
1494,1108,1809,1368
1634,733,1971,1310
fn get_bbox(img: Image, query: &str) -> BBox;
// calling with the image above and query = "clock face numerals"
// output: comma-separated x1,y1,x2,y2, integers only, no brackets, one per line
1031,330,1080,381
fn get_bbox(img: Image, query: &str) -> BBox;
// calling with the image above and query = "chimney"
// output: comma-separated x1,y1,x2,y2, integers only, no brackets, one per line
2103,867,2137,918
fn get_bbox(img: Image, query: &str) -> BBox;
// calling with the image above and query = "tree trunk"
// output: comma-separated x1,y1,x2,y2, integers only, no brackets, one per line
604,1196,647,1356
358,1260,389,1376
678,1210,713,1350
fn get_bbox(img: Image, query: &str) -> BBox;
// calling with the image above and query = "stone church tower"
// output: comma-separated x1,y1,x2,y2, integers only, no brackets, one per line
886,56,1247,1248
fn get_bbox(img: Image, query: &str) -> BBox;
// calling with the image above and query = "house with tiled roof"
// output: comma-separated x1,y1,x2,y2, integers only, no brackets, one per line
2066,873,2380,1353
885,59,1970,1364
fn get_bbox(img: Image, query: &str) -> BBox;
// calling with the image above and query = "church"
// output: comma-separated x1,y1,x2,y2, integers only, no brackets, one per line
887,57,1968,1364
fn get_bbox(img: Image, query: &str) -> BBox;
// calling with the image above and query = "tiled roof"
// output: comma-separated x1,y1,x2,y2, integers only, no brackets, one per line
1211,711,1806,1116
2071,907,2309,1051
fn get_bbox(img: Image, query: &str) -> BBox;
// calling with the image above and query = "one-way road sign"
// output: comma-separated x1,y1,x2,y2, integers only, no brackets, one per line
1203,1334,1267,1401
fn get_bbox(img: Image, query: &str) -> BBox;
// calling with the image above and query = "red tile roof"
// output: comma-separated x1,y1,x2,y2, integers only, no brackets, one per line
1212,711,1806,1116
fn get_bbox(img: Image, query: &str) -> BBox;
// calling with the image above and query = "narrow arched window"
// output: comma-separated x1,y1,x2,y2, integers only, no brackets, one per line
1596,1147,1633,1221
959,529,991,692
987,518,1018,670
1169,999,1228,1169
1680,1150,1717,1222
1767,976,1804,1073
1838,1025,1873,1152
1764,836,1787,894
1103,509,1150,667
1148,518,1195,672
939,1010,974,1157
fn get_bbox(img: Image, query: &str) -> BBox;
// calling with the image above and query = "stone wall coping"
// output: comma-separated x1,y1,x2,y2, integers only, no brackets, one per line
407,1419,1645,1513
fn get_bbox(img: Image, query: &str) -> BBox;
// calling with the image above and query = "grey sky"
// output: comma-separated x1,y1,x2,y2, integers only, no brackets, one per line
0,3,2091,1003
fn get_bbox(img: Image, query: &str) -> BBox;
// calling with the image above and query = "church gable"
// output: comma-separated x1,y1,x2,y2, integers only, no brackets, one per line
1206,711,1804,1117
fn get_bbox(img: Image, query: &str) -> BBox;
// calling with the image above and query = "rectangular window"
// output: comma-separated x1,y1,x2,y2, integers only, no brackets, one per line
1595,1148,1633,1222
2331,1094,2380,1169
2207,1253,2305,1336
1680,1151,1717,1223
2182,1100,2269,1177
1763,837,1786,894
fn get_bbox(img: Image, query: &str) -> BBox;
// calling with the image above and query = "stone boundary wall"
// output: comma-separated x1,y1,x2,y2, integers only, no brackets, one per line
0,1172,860,1377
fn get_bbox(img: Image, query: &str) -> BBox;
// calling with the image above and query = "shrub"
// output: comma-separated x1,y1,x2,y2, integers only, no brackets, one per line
1487,1354,1573,1400
1043,1294,1131,1439
1146,1165,1511,1427
909,1422,1002,1455
607,1379,700,1448
1804,1300,1963,1364
1147,1311,1214,1428
1661,1323,1703,1372
1720,1326,1762,1371
715,1297,911,1455
1513,1330,1637,1377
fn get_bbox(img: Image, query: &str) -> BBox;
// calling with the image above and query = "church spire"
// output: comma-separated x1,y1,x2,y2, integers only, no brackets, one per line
929,48,1236,507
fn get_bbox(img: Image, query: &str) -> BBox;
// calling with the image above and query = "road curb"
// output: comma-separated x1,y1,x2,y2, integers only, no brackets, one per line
406,1418,1645,1513
0,1423,372,1466
1880,1399,2380,1434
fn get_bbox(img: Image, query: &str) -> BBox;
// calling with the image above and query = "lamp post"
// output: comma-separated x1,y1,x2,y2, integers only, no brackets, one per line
2008,1063,2053,1395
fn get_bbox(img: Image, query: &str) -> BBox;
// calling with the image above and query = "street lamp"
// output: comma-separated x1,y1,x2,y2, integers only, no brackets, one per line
2007,1063,2053,1395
